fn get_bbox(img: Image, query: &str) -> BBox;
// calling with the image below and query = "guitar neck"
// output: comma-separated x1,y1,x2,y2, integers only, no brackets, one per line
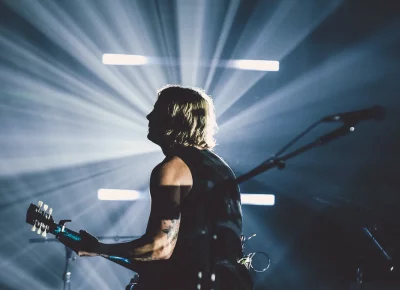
51,225,140,272
26,202,143,273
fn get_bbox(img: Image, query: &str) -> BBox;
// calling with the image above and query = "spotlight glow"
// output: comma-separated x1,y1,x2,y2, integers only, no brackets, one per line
241,194,275,206
97,189,141,200
226,60,279,71
102,53,148,65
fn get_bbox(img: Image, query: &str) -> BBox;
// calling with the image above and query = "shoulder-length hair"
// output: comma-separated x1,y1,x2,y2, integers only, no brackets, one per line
156,85,218,150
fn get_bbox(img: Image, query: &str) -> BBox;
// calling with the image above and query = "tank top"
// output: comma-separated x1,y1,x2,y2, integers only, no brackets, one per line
136,145,245,289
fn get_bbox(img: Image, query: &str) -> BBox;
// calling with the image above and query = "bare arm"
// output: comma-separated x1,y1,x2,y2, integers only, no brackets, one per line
80,157,191,261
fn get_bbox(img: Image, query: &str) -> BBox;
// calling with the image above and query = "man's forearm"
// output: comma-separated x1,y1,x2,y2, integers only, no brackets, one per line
97,235,167,261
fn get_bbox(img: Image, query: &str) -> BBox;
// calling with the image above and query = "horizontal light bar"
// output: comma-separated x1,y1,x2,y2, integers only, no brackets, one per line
98,189,140,200
102,54,148,65
102,54,279,71
226,60,279,71
98,189,275,205
241,194,275,206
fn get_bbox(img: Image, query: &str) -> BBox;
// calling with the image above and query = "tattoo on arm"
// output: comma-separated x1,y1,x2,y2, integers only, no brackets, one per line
161,219,180,245
130,219,180,261
134,251,156,261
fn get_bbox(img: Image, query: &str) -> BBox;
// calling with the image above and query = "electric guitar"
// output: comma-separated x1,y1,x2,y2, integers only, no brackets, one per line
25,201,144,273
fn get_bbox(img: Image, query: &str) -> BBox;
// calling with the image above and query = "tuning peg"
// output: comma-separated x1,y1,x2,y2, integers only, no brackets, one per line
43,204,48,211
37,222,43,235
38,201,43,208
48,208,53,216
31,222,37,232
41,229,47,238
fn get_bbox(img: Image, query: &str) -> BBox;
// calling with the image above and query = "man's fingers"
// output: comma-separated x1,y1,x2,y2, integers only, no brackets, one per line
78,251,98,257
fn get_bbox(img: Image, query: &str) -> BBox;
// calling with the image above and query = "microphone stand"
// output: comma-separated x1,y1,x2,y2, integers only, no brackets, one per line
235,122,356,184
29,236,139,290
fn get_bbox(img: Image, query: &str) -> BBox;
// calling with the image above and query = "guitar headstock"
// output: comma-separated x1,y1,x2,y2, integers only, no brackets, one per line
26,201,56,238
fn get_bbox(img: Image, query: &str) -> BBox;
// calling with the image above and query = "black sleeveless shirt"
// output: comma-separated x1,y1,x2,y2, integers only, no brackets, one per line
136,146,245,289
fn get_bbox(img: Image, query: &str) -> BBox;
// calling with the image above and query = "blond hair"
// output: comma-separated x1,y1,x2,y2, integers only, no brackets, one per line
156,85,218,150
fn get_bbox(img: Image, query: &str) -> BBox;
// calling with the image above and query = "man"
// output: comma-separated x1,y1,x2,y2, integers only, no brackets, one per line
69,85,253,290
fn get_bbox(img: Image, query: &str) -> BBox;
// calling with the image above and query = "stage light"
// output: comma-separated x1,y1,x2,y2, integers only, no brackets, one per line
226,60,279,71
241,194,275,206
97,189,141,200
98,189,275,205
102,53,148,65
102,53,279,72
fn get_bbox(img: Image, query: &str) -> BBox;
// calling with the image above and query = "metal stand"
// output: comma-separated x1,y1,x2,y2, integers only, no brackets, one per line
362,227,393,269
63,247,75,290
29,235,138,290
352,226,396,290
355,266,363,290
235,122,356,184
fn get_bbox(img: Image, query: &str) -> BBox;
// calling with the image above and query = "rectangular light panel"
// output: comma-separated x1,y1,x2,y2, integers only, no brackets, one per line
241,194,275,206
98,189,140,200
226,60,279,71
98,188,275,206
102,54,279,71
102,54,148,65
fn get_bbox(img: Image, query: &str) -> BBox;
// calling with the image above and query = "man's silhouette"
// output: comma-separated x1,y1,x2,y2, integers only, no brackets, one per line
69,85,253,290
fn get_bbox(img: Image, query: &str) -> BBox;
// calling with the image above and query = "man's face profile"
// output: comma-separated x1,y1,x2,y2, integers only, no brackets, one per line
146,100,167,145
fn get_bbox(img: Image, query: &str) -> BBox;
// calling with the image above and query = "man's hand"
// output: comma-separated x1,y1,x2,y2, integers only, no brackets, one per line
78,230,101,257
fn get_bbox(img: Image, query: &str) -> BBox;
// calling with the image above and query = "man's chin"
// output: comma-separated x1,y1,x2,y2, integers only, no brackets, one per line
147,133,161,146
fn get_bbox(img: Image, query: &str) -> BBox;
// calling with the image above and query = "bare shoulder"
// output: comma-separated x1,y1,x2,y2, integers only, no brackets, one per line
151,156,192,186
